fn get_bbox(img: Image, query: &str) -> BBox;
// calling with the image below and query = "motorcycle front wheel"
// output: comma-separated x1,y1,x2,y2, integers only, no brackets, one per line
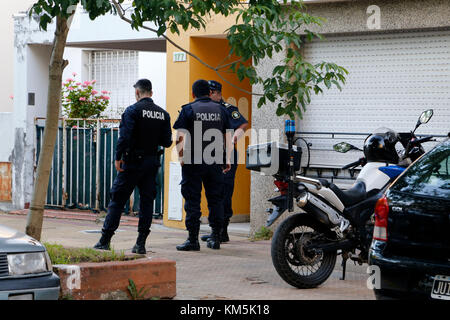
271,213,337,289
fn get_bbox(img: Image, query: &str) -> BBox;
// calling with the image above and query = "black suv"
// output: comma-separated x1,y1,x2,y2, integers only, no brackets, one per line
369,139,450,300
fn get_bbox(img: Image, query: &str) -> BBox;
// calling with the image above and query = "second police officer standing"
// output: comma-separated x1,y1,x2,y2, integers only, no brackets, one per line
173,79,233,251
94,79,172,254
201,80,249,243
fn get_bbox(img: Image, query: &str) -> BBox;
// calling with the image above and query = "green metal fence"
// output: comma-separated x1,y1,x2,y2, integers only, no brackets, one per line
35,118,164,216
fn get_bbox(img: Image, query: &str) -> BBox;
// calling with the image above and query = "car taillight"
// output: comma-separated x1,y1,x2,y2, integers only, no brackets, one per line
373,195,389,241
274,180,289,195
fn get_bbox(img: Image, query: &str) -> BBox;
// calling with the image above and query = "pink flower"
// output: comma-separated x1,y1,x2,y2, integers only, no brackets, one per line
68,87,75,91
72,72,77,77
76,82,82,86
79,97,86,101
91,80,97,84
9,95,14,100
101,90,110,95
66,78,74,83
103,96,110,100
91,90,98,95
83,81,91,86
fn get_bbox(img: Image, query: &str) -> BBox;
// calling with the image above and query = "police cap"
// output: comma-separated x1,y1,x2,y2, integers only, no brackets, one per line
208,80,222,92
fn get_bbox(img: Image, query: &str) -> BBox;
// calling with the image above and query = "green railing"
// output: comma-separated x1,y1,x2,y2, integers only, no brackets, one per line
35,118,164,217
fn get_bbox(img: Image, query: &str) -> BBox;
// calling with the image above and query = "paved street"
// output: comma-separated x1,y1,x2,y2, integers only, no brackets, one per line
0,213,375,300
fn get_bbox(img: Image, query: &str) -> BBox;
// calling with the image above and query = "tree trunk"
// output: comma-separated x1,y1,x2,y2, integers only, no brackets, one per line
25,16,71,241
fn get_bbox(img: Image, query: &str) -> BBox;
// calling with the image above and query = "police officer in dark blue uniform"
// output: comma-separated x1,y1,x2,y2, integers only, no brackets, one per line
173,79,233,251
201,80,249,243
94,79,172,254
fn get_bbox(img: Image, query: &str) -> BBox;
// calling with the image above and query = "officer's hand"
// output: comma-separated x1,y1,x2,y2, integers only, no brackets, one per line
223,163,231,174
115,160,125,172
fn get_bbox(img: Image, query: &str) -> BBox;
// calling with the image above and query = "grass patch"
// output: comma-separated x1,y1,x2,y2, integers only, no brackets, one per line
250,226,273,242
44,243,138,265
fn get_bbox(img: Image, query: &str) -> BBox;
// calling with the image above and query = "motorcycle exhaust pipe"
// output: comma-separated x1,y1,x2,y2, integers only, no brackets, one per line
296,192,333,227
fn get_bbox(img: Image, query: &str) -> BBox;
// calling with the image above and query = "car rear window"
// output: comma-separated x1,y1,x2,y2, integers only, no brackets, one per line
391,143,450,199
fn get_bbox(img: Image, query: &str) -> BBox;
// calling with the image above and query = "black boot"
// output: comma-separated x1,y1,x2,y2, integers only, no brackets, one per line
176,230,200,251
94,230,114,250
221,224,230,243
200,234,212,242
207,229,221,250
132,230,150,254
203,223,230,243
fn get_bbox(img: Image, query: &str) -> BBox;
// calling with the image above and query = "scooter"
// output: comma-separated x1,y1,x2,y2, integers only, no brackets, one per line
246,110,435,288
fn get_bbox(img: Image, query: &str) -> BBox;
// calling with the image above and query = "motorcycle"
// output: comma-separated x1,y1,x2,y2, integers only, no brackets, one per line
246,109,435,288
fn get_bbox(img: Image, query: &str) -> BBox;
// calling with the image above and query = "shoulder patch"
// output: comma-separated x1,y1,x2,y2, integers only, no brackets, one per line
221,102,233,108
231,110,241,120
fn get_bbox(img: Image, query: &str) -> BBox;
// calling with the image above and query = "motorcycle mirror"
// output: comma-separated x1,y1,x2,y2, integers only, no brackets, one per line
333,142,360,153
414,109,434,132
419,109,434,125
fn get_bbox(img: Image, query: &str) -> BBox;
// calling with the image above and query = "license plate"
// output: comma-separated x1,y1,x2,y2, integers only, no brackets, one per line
431,275,450,300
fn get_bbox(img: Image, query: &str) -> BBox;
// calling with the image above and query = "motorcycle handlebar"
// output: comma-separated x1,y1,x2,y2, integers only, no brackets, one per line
413,136,434,145
342,159,361,170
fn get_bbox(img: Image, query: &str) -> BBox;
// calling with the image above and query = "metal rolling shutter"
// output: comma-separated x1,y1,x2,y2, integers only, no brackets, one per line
300,30,450,168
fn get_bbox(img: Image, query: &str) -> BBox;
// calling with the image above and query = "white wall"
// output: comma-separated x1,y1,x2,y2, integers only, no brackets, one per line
67,9,160,44
0,113,14,162
62,47,85,87
0,0,38,113
139,52,167,110
27,45,52,119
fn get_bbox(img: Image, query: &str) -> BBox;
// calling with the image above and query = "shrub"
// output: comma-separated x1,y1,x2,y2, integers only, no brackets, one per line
61,72,110,125
250,226,274,241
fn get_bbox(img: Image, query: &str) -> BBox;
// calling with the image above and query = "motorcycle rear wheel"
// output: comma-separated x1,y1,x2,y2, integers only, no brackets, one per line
271,213,337,289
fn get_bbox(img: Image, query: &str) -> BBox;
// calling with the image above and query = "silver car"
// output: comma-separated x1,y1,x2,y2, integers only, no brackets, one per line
0,224,60,300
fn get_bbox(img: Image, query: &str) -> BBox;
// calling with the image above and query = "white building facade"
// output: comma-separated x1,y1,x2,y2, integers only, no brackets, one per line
1,7,166,211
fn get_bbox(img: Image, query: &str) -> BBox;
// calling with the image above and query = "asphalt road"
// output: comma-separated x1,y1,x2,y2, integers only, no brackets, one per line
0,213,375,300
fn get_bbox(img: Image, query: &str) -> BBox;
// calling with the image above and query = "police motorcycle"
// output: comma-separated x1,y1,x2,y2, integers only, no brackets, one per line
246,110,435,288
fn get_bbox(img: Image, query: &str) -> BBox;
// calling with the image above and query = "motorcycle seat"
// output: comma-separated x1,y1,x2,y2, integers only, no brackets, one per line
319,179,367,207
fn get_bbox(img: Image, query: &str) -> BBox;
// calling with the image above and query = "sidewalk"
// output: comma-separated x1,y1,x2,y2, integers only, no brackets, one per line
8,208,160,227
9,209,252,236
0,212,374,300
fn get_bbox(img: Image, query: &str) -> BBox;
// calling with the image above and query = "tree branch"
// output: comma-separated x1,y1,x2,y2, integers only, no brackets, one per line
215,70,263,97
111,0,263,97
112,0,216,70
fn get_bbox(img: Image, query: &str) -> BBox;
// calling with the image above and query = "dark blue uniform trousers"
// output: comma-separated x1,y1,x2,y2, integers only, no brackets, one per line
103,156,160,234
181,164,225,233
223,162,238,224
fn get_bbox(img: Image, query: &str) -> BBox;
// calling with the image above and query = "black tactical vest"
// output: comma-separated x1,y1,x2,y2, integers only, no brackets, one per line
186,98,227,165
130,98,169,157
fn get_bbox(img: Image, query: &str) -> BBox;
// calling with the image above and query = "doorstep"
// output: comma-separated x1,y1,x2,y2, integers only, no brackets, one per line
199,222,250,237
7,209,163,227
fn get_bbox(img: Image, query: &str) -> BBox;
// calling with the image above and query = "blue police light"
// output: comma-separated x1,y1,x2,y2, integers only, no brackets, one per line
285,120,296,136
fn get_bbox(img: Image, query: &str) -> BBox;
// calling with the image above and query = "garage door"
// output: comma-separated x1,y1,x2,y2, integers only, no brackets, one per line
299,30,450,168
